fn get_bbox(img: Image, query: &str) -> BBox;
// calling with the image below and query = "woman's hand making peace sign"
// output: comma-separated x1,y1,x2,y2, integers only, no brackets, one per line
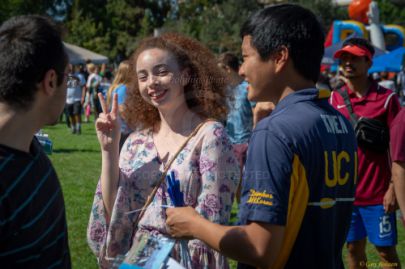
95,93,121,152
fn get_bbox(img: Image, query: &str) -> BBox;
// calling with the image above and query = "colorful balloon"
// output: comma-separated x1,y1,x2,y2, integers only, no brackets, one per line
348,0,371,24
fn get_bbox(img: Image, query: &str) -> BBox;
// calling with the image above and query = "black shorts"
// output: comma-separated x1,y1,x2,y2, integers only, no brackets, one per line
67,101,82,116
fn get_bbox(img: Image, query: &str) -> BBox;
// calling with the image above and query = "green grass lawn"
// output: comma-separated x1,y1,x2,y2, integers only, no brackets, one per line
45,121,100,268
44,120,404,269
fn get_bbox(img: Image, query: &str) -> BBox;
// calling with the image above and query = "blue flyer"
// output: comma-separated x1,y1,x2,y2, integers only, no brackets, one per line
119,235,175,269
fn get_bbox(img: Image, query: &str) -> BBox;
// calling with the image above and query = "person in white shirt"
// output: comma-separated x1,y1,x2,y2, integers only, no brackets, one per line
66,64,86,134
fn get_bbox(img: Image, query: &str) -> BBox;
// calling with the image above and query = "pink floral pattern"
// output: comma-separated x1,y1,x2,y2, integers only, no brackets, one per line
87,121,239,269
199,156,216,174
89,221,106,244
200,194,222,217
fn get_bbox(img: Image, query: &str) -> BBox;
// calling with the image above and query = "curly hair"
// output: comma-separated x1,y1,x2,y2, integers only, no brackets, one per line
122,33,228,130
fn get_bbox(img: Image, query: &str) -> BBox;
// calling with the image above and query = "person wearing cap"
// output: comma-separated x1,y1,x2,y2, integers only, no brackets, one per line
330,37,401,269
166,4,357,269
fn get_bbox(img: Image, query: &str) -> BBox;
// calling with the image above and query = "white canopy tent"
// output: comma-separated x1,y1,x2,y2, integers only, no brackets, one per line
63,42,109,65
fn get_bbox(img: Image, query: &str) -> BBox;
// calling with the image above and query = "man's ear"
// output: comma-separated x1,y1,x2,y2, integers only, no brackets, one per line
39,69,58,96
272,46,289,73
180,68,191,87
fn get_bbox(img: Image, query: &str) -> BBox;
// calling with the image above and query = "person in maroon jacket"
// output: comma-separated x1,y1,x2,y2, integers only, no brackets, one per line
330,37,401,269
391,108,405,224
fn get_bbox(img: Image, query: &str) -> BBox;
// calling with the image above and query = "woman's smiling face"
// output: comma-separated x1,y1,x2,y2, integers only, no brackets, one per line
136,48,188,111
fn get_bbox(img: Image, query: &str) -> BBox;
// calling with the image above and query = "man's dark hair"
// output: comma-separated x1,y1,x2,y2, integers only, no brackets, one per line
240,4,324,83
342,37,375,56
218,52,240,72
0,15,68,110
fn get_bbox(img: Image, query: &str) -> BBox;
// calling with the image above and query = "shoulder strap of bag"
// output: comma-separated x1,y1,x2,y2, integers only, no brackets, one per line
338,88,358,127
135,118,215,223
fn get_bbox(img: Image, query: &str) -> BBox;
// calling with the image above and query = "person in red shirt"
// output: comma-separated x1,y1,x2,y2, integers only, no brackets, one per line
391,108,405,223
330,37,401,269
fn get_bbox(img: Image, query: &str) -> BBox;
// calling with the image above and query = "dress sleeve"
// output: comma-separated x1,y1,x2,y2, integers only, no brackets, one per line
87,134,148,268
187,123,240,268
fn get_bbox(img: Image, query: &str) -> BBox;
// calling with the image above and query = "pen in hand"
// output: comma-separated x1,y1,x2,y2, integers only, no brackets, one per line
166,171,185,207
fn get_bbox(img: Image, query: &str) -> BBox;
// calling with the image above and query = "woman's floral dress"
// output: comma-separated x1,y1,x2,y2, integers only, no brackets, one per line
87,121,240,268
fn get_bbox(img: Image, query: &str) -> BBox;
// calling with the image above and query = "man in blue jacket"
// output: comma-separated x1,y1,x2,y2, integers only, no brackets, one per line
166,4,357,269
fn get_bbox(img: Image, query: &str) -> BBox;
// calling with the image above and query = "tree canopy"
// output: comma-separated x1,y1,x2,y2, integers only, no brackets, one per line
1,0,403,61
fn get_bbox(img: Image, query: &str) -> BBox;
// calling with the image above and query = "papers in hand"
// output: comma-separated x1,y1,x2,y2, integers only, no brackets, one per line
164,258,185,269
118,235,177,269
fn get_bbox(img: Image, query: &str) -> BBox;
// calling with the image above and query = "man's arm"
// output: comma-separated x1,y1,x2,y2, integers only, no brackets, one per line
392,161,405,217
81,86,87,104
383,181,397,213
79,74,87,104
166,207,285,269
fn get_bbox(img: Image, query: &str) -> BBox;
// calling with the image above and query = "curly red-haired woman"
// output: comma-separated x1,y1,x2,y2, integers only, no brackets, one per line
87,33,240,268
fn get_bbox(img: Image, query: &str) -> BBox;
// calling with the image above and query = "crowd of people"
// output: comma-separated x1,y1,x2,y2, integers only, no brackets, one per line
0,3,404,269
61,62,114,135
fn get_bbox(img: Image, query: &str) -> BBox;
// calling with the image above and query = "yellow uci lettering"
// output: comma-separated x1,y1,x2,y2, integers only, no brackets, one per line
325,150,355,188
324,151,338,187
337,151,350,186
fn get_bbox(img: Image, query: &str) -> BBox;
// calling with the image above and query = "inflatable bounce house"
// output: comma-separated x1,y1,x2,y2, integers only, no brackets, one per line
325,0,405,52
323,0,405,73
